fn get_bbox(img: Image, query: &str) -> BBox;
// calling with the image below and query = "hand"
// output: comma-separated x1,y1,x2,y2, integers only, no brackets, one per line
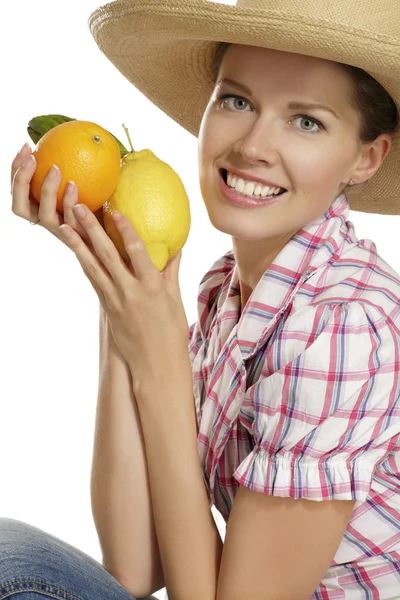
10,142,122,334
56,187,189,381
10,143,105,245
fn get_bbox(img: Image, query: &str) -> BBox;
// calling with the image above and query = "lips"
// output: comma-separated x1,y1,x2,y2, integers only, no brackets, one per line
220,169,287,195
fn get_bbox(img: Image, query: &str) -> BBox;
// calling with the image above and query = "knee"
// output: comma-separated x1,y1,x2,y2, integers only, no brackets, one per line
0,517,34,542
0,518,38,562
0,518,85,588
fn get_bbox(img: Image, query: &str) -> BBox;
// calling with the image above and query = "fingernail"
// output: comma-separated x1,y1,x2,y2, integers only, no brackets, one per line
73,204,86,217
47,164,59,179
19,143,31,156
22,154,36,167
59,225,72,240
66,181,76,195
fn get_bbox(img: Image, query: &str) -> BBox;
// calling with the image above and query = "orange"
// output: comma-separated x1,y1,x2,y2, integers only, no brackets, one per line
30,120,121,215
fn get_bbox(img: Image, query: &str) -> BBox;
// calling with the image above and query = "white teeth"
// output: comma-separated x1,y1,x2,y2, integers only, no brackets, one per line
226,171,282,197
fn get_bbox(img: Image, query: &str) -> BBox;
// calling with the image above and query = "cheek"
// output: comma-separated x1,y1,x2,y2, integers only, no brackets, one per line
199,122,225,159
198,125,214,177
198,105,217,149
199,105,238,157
198,116,228,186
286,144,347,186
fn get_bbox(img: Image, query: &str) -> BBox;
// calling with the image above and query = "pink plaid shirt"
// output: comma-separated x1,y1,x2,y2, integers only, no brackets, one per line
188,193,400,599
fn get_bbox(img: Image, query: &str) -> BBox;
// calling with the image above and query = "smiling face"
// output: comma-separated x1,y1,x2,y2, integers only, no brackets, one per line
197,44,391,309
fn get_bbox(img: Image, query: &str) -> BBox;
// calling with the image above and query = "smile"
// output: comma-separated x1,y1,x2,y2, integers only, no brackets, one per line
218,169,288,209
221,169,287,200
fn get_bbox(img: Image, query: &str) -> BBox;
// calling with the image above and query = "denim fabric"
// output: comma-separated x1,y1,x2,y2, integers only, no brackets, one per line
0,517,160,600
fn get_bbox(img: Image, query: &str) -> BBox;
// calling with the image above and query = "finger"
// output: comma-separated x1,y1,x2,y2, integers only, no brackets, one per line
59,224,108,300
59,224,116,298
10,143,32,190
62,180,92,241
72,205,130,286
37,164,65,227
63,184,108,252
113,212,158,283
11,154,40,223
79,260,105,300
93,205,105,229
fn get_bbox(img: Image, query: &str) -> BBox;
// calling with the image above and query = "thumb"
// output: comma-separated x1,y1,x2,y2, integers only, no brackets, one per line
162,249,182,283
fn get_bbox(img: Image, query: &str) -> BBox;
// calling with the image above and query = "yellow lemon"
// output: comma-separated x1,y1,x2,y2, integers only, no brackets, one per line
103,148,191,272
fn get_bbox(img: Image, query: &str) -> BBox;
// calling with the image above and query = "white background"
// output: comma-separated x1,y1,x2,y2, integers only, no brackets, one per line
1,1,399,599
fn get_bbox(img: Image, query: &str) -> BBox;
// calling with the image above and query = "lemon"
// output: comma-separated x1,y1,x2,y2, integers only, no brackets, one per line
103,148,191,272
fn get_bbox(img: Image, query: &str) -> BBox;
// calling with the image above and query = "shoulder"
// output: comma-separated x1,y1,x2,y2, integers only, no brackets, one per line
257,300,398,419
298,239,400,322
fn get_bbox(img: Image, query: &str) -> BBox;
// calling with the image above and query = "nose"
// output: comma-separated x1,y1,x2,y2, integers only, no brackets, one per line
232,117,280,166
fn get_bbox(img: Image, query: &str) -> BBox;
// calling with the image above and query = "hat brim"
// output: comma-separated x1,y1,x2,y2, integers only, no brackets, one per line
89,0,400,214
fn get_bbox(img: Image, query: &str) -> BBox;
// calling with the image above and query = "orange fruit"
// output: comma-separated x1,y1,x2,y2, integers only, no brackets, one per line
30,120,121,215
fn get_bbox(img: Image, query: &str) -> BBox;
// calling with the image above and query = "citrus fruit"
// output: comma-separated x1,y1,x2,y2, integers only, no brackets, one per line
30,120,121,214
103,149,191,272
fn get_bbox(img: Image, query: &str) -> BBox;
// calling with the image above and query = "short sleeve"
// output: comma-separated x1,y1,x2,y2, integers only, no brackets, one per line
233,301,400,502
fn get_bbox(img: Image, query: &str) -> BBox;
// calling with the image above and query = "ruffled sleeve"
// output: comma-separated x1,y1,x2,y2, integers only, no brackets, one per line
233,301,400,502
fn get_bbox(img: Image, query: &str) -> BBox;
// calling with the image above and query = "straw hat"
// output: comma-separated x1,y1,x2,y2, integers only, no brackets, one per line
89,0,400,215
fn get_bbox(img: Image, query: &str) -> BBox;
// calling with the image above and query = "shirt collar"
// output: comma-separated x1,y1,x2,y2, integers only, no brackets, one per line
198,192,352,360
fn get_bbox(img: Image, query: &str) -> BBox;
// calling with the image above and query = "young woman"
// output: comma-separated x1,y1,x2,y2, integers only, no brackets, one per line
3,0,400,599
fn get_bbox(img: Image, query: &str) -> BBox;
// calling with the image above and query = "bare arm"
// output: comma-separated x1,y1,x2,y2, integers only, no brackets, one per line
9,144,163,596
90,304,165,598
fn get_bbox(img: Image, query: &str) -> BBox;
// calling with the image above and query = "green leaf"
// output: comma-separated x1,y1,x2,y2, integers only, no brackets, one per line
27,115,76,144
110,133,128,158
27,114,129,158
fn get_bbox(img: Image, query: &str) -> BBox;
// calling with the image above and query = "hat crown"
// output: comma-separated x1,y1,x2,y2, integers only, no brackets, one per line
89,0,400,214
235,0,400,39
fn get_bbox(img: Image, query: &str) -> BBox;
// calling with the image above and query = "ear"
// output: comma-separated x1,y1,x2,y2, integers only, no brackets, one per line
351,134,392,184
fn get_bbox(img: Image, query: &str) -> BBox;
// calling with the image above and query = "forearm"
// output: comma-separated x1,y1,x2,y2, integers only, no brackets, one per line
90,305,164,597
133,355,223,600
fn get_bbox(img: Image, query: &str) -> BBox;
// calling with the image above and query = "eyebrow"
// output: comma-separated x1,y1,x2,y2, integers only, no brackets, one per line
216,77,339,119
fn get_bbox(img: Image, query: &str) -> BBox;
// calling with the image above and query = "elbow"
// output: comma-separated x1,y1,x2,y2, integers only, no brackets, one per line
102,561,165,599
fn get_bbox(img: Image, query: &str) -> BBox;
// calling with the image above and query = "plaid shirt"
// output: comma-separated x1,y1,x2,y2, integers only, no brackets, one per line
188,193,400,598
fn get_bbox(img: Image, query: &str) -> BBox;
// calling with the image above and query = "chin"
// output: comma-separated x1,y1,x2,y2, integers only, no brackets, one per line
206,204,280,240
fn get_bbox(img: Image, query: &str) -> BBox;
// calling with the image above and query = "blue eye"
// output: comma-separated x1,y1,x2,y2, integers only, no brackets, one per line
294,115,324,134
215,93,325,134
216,93,251,112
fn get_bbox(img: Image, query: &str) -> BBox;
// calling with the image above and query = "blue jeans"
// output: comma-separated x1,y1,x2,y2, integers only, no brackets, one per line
0,517,160,600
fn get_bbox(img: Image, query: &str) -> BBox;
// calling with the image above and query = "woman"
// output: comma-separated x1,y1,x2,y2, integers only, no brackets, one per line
3,0,400,598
